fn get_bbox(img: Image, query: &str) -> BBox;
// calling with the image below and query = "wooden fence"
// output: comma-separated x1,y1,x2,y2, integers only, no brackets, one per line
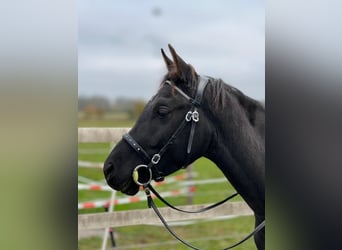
78,127,252,230
78,127,130,143
79,202,252,230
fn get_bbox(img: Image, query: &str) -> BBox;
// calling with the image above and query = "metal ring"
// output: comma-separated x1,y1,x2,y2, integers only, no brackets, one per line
132,165,152,186
151,154,161,164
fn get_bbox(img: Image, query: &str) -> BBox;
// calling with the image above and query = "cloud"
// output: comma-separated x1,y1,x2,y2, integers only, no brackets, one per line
78,0,265,100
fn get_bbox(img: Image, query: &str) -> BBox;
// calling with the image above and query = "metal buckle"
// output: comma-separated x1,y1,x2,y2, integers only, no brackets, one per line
185,111,193,122
151,154,161,164
132,165,152,186
185,110,200,122
192,110,199,122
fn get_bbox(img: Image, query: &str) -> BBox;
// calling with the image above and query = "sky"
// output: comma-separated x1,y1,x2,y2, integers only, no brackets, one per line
78,0,265,101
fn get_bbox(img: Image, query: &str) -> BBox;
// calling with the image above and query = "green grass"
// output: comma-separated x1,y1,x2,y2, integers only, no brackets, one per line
78,216,255,250
78,119,255,249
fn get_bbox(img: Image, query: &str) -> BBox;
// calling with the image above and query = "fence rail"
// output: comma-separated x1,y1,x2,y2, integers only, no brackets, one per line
78,127,130,143
78,201,252,230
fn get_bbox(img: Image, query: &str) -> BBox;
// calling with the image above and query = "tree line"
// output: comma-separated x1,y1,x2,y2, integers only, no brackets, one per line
78,96,146,119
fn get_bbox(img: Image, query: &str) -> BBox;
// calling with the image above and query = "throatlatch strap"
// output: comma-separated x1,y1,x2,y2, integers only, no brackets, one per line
186,76,209,154
192,76,209,106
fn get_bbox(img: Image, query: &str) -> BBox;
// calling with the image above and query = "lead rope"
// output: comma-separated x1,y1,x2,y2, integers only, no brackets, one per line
143,185,265,250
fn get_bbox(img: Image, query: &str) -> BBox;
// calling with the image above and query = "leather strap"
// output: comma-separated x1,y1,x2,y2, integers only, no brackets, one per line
148,184,238,214
145,188,201,250
192,76,209,106
222,220,265,250
187,116,197,154
186,76,208,153
145,186,265,250
123,133,150,163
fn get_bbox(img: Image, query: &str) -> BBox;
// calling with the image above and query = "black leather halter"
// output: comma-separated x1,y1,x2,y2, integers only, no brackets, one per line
123,75,209,184
122,76,265,249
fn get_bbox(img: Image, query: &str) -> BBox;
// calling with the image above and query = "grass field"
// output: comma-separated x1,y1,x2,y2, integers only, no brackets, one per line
78,117,256,249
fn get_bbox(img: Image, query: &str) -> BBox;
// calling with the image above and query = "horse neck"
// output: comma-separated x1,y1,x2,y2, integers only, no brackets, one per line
204,91,265,215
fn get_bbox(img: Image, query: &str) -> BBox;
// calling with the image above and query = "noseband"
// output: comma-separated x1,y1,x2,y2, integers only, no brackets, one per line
122,76,265,249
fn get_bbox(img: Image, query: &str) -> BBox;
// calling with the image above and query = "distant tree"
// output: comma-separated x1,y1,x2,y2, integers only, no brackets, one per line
78,96,88,112
78,96,110,111
133,100,146,118
83,104,105,119
111,97,146,119
89,96,110,112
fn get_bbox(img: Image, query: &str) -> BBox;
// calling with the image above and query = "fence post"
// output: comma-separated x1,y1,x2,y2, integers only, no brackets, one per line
187,164,194,205
101,141,117,249
104,206,116,248
101,190,116,249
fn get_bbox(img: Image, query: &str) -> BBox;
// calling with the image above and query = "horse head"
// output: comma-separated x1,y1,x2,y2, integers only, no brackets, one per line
103,44,215,195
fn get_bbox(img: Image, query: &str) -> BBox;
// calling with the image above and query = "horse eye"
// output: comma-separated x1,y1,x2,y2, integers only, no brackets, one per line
158,106,170,116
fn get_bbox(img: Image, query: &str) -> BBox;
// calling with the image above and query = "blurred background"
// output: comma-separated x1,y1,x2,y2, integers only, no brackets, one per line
78,0,264,127
1,0,341,249
78,1,264,249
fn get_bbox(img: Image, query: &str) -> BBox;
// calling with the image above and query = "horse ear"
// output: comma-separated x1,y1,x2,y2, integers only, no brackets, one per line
168,44,195,81
161,48,174,72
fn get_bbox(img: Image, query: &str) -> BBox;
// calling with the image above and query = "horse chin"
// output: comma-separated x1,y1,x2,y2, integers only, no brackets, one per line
121,181,139,196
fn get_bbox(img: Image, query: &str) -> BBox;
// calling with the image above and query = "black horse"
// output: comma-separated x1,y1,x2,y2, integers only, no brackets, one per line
104,45,265,249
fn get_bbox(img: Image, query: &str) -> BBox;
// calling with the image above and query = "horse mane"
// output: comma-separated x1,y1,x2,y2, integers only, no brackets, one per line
208,77,264,126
